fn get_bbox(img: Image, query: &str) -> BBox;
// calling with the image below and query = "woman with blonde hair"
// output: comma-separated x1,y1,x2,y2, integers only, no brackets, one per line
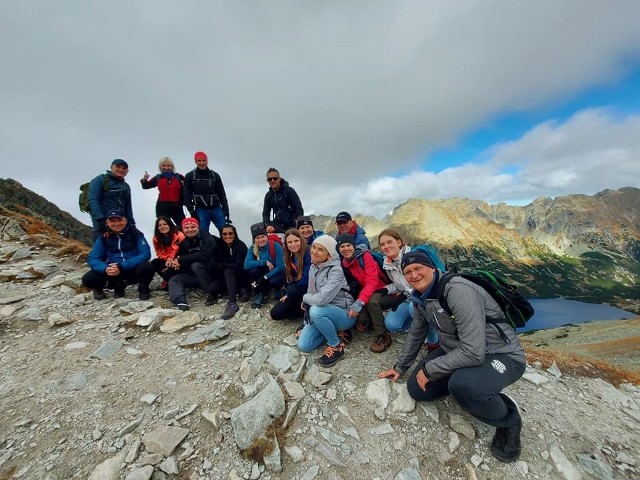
270,228,311,320
141,156,186,227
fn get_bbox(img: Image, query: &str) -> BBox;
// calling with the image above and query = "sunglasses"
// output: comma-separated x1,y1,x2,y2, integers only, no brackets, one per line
267,177,280,182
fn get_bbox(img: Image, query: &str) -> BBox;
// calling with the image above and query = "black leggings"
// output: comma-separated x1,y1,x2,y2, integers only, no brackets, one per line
270,283,307,320
406,348,525,428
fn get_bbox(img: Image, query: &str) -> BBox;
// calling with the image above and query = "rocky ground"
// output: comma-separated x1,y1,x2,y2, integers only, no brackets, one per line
1,238,639,480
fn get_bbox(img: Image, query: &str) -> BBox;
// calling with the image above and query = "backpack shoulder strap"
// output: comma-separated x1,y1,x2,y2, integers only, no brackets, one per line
101,174,109,190
432,272,457,316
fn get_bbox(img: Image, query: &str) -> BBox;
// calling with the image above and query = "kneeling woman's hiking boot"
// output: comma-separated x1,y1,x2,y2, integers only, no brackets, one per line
491,394,522,462
252,292,265,308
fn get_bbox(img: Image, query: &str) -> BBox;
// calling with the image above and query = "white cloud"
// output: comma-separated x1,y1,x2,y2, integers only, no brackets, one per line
2,1,640,238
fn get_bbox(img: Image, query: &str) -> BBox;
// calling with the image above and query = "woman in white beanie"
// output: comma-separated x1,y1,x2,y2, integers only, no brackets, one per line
298,235,355,366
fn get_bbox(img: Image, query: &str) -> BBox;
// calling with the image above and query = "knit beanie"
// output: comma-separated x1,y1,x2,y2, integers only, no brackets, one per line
181,217,199,229
296,216,314,228
194,151,208,161
250,222,267,240
312,235,338,259
335,234,355,249
400,251,435,272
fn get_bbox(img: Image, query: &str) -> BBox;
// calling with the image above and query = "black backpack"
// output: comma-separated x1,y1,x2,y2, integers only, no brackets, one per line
433,269,534,330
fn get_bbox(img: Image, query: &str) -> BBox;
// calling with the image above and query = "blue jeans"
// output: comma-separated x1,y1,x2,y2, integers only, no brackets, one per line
195,207,225,234
385,300,439,344
298,305,355,352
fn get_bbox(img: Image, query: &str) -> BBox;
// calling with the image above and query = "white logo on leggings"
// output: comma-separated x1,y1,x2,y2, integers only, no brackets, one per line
491,359,506,374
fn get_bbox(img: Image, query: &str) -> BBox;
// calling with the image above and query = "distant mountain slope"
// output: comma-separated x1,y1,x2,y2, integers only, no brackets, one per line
0,178,92,246
315,187,640,312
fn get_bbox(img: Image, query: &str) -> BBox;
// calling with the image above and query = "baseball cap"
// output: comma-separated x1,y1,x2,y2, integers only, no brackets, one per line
335,211,352,223
111,159,128,168
106,210,125,219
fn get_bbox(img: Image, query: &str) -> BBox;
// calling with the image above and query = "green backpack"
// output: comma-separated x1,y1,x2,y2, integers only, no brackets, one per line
79,174,109,214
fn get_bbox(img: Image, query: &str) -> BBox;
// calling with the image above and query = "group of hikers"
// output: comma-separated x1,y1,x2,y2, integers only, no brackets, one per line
80,152,526,463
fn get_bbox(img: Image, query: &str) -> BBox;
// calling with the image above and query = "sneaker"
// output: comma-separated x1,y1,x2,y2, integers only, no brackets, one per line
138,286,151,301
318,344,344,367
205,294,219,306
251,292,265,309
93,289,106,301
113,286,126,298
159,281,169,291
177,303,190,311
221,302,239,320
238,289,250,303
369,332,393,353
337,329,353,345
490,394,522,463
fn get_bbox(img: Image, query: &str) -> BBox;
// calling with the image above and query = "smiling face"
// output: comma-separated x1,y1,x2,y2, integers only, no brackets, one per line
379,234,403,259
160,161,174,172
298,224,313,239
157,219,171,234
402,263,436,293
338,243,355,259
286,234,302,254
110,163,129,180
106,216,127,233
195,158,208,170
255,234,268,248
183,223,199,238
336,220,353,234
310,243,330,264
221,226,235,245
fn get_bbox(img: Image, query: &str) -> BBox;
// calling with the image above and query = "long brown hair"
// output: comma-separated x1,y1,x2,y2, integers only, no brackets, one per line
284,228,307,282
377,228,405,245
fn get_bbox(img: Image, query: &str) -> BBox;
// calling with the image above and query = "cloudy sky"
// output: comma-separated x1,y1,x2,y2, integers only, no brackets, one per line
2,1,640,241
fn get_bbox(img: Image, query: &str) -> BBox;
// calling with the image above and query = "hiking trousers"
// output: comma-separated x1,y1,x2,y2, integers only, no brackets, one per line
406,348,525,428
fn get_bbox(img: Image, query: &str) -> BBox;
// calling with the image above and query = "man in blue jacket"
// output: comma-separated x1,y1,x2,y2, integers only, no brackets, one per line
82,210,152,300
334,211,370,249
88,159,135,241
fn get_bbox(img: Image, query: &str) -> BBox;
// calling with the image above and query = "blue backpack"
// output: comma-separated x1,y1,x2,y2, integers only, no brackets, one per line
411,244,446,271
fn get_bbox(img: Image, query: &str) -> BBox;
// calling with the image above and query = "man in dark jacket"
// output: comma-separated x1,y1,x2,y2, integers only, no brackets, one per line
88,159,135,241
377,251,526,463
262,167,304,233
167,217,218,310
183,151,230,235
82,210,152,300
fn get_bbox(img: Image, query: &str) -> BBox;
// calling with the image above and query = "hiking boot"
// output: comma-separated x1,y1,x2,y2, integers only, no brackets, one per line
318,344,344,367
491,394,522,463
221,302,239,320
205,294,219,306
113,286,126,298
370,332,393,353
177,303,190,312
238,288,250,302
138,286,151,301
93,289,106,301
337,329,353,345
252,292,265,309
